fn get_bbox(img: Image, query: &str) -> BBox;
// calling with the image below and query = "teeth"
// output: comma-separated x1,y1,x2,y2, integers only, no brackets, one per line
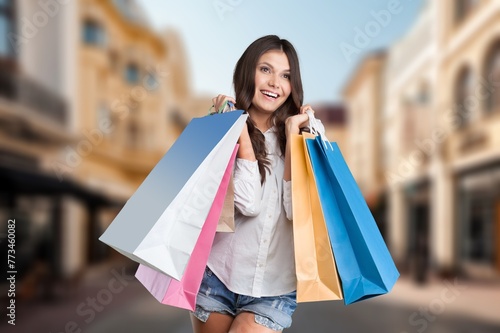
262,91,278,98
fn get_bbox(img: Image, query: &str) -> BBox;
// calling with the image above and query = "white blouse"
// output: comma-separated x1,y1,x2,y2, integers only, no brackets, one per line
207,126,296,297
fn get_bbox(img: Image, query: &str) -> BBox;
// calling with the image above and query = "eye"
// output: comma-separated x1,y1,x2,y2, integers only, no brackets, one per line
283,73,291,80
260,66,270,73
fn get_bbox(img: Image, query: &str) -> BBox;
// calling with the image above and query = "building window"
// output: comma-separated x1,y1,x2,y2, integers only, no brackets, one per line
402,97,417,150
458,174,498,272
98,103,112,136
417,82,430,105
112,0,144,24
455,0,480,23
484,41,500,113
113,0,133,20
0,0,15,58
144,72,159,91
125,63,139,84
127,120,140,148
454,67,475,128
82,20,105,46
126,106,140,147
108,50,119,71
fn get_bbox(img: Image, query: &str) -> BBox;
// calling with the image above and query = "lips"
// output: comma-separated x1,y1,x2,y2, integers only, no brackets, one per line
261,90,279,99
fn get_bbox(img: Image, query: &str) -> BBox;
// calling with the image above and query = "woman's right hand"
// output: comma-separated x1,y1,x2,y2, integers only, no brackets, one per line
212,94,236,113
211,95,255,161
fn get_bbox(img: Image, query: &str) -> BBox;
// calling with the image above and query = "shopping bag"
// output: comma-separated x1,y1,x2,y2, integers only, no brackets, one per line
99,111,247,279
305,133,399,305
291,133,342,302
211,100,235,233
135,145,238,310
216,175,235,232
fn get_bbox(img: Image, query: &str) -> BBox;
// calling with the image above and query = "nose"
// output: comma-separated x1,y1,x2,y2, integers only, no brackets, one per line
269,75,280,89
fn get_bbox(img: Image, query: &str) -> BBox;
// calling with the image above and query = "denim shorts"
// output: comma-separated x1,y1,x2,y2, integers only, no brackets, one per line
192,266,297,331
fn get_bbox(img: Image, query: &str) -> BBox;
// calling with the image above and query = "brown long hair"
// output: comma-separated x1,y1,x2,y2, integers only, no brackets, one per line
233,35,304,183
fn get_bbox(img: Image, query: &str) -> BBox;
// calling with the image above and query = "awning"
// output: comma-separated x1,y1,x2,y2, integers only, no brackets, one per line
0,164,124,207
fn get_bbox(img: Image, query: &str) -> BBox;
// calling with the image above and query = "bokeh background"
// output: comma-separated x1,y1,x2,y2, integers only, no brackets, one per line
1,0,500,332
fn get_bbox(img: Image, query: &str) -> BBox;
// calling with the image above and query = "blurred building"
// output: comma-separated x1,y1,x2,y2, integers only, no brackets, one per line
0,0,204,298
343,0,500,282
311,103,347,150
438,0,500,280
342,51,388,239
384,0,438,283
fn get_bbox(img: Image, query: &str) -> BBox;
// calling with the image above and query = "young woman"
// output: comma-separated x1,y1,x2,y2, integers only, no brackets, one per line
191,35,313,333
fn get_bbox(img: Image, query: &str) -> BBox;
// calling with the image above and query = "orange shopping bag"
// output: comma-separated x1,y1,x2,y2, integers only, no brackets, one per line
291,132,343,302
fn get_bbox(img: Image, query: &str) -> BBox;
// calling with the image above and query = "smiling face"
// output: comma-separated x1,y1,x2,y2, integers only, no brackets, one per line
249,50,292,117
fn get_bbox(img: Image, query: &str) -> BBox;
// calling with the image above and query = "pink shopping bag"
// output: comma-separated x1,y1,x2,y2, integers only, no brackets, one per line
135,144,238,310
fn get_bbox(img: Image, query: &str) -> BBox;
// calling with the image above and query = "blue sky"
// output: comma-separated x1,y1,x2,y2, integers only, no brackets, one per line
137,0,423,104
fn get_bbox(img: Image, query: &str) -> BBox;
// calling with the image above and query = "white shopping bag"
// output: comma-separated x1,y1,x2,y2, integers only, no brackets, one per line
99,111,247,280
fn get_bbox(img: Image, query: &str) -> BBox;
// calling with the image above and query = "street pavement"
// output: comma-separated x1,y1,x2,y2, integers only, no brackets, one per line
2,262,499,333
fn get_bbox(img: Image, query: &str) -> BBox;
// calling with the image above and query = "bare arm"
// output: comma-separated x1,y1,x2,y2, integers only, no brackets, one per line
283,105,313,181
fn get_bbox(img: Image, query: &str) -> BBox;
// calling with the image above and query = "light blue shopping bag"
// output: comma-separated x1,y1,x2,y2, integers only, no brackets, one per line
305,136,399,305
100,111,247,280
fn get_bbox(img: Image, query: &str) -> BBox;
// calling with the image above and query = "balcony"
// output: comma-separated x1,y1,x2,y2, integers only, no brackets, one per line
0,69,67,128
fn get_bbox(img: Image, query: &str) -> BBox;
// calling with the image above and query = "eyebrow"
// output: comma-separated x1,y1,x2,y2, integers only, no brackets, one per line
258,61,290,73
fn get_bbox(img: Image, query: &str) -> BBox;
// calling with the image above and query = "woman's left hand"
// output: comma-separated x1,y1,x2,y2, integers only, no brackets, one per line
285,104,314,138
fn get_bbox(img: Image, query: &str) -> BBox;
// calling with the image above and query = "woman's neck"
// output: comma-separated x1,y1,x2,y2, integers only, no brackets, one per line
248,108,273,132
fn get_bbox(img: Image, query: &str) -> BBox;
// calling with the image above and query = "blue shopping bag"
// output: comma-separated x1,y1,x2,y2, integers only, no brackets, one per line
100,111,247,279
305,136,399,305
